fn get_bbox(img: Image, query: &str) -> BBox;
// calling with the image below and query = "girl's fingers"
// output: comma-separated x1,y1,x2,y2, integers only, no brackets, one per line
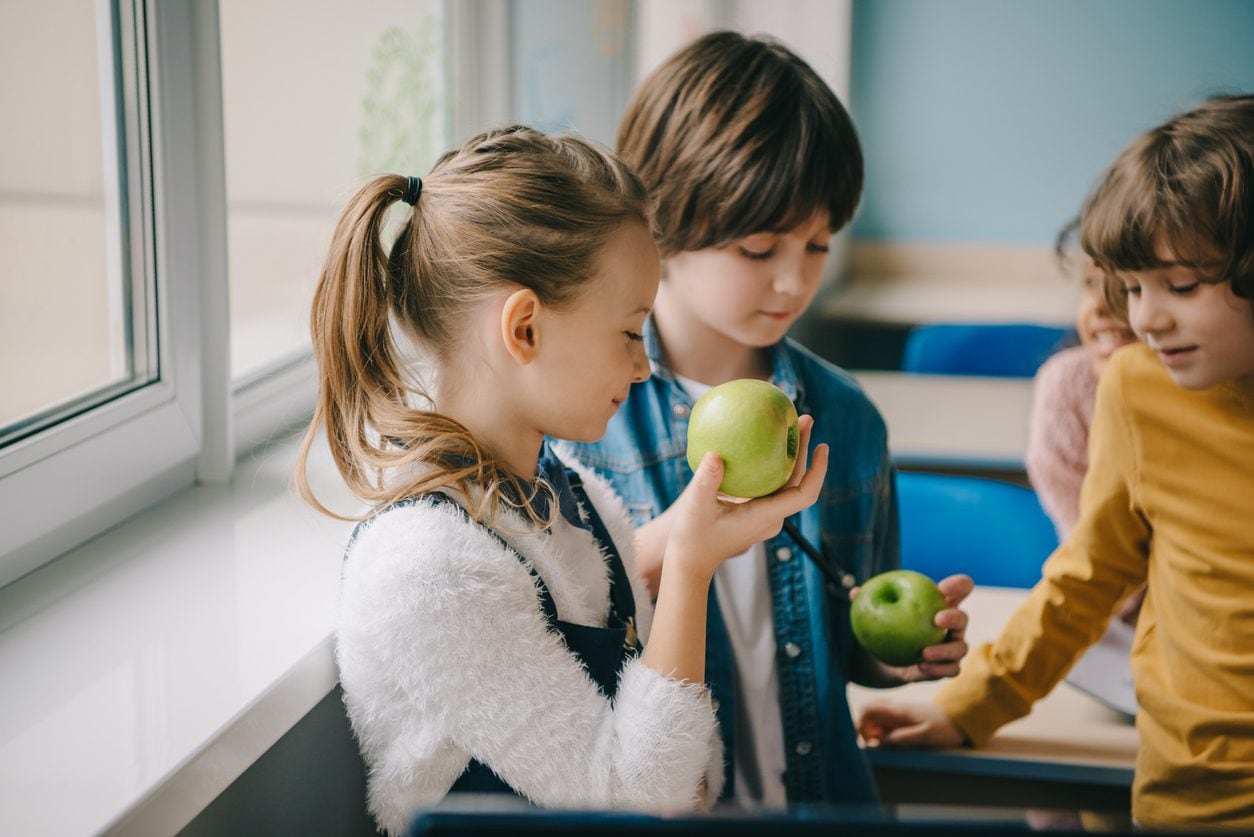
687,451,725,502
785,415,816,488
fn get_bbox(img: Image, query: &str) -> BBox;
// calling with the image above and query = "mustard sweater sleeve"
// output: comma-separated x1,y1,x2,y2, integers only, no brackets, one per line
935,353,1150,745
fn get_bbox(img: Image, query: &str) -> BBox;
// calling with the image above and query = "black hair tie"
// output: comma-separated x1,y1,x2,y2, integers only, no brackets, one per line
402,176,423,206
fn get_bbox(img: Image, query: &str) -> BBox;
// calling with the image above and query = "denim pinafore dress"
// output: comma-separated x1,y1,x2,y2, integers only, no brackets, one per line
352,446,642,798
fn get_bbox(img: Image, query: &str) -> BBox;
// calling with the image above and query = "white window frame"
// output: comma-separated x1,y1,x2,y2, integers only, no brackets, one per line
0,0,507,590
0,0,227,588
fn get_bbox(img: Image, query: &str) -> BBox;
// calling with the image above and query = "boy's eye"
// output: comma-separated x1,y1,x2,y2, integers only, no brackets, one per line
1169,282,1200,295
806,242,830,255
738,246,774,261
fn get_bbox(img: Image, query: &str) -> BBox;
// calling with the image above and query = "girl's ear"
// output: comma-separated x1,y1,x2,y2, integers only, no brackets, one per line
500,287,541,365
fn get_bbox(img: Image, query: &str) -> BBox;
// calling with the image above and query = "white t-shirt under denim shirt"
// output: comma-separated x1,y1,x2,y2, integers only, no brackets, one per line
675,373,787,809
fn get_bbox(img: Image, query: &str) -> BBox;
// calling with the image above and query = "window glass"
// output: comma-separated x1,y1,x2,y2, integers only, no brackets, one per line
219,0,448,382
0,0,151,446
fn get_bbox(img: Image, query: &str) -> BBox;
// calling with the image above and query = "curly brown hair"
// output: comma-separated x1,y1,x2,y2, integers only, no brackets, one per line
1079,94,1254,319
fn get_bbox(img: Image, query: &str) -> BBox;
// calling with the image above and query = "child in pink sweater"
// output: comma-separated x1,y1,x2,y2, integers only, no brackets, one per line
1026,222,1136,538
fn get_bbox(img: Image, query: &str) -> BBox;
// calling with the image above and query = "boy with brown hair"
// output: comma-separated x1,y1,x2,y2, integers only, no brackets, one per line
557,31,972,808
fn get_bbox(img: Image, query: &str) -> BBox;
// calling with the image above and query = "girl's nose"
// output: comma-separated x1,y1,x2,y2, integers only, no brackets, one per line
631,341,651,384
1092,292,1114,318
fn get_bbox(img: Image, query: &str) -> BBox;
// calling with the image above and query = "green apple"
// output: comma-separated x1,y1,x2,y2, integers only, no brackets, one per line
850,569,948,667
686,379,799,498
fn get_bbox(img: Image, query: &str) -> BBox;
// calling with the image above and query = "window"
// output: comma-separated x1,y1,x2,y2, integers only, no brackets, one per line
0,0,155,449
0,0,453,588
220,1,448,384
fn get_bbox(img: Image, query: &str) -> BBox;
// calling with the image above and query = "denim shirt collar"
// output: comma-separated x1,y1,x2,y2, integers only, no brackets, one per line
642,314,805,407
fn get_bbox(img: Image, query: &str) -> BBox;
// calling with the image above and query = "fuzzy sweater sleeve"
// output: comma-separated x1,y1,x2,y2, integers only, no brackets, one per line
1026,347,1098,539
337,501,720,834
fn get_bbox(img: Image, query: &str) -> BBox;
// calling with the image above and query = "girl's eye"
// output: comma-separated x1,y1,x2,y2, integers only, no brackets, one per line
625,331,644,343
738,246,774,261
1169,282,1200,295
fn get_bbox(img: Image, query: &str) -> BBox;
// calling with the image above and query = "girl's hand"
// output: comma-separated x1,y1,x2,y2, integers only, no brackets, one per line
665,415,828,582
857,701,966,749
850,574,973,685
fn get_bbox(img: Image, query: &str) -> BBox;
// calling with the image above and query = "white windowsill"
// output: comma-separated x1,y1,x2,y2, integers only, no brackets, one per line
0,431,358,836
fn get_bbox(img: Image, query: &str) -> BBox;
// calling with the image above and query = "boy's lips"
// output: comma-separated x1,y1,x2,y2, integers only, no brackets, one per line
1154,344,1199,367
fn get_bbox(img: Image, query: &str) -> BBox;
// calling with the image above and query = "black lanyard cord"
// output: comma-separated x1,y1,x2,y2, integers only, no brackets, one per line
781,519,856,592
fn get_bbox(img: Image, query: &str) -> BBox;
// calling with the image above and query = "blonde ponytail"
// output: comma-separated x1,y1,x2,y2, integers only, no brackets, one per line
295,126,649,526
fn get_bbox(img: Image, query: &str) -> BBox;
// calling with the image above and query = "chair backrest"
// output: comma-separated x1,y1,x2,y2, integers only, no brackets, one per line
895,471,1058,589
902,323,1072,378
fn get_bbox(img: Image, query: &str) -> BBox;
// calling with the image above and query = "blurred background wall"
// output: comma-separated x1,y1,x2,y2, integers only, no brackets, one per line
849,0,1254,245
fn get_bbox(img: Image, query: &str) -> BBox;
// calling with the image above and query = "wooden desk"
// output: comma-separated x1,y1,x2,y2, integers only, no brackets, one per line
854,372,1034,475
815,273,1078,327
847,587,1138,811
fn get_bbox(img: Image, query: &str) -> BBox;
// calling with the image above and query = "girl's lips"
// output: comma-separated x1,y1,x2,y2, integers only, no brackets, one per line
760,310,792,321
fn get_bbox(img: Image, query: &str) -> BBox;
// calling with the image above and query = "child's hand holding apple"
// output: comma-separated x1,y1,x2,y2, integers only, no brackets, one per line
666,413,828,582
849,571,973,684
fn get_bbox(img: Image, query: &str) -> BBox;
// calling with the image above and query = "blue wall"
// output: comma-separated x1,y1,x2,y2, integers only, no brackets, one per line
850,0,1254,244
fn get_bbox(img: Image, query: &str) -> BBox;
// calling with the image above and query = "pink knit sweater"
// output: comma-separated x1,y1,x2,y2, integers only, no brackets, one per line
1025,346,1098,539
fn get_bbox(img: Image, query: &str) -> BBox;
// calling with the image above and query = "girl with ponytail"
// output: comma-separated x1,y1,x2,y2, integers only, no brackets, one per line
295,125,828,833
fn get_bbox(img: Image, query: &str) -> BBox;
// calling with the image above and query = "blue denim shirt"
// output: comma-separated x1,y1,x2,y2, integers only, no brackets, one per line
555,317,899,805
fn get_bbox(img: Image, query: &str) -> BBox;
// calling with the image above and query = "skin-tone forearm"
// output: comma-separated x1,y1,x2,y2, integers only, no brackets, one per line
633,511,672,599
639,420,829,686
640,560,713,684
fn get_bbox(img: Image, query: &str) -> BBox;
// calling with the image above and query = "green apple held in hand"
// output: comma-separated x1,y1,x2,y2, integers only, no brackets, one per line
850,569,948,667
686,379,799,498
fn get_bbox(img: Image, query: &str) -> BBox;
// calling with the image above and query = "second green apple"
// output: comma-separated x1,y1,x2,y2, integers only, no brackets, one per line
686,379,799,498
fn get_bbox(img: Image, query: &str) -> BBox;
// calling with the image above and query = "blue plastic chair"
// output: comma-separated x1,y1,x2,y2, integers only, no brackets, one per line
901,323,1072,378
895,471,1059,589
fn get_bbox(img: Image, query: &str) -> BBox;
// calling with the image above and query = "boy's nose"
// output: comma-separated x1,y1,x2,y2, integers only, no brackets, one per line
773,261,808,296
1132,295,1174,336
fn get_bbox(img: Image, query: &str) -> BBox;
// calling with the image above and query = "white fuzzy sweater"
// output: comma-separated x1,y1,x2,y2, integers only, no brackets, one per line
337,458,725,835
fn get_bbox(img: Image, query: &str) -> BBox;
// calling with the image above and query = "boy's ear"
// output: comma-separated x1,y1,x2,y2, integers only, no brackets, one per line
500,288,541,365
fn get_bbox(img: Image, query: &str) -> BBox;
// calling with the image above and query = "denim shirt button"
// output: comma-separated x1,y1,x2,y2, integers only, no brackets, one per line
795,740,812,756
775,546,792,562
672,403,690,419
784,641,802,659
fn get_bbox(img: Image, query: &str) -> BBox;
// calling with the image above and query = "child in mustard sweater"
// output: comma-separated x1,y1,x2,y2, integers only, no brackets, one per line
858,94,1254,829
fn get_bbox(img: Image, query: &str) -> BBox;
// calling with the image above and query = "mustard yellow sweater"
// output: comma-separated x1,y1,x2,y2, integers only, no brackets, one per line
935,343,1254,829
